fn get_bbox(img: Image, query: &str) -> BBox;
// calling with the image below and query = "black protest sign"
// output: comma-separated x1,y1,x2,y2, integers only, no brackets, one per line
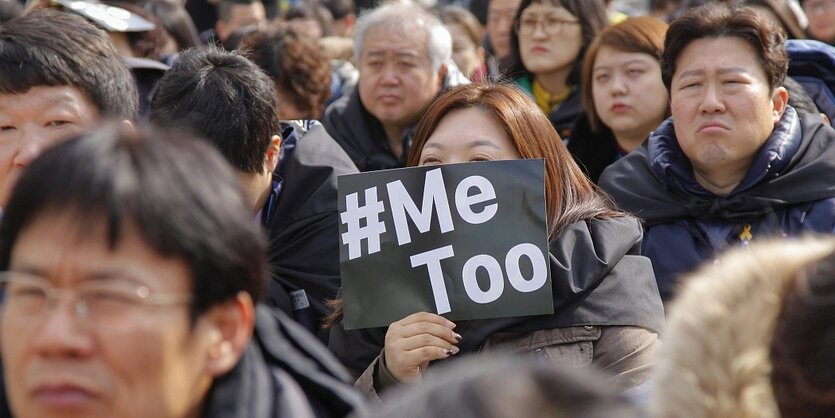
338,159,552,330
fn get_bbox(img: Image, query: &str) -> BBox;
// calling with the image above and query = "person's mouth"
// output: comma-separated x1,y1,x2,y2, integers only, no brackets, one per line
31,382,98,408
611,102,630,113
378,94,401,104
697,120,730,134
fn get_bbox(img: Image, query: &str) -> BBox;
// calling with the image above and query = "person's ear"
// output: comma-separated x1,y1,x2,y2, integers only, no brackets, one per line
346,14,357,32
476,46,486,62
437,62,448,89
204,292,256,377
771,86,789,123
216,20,228,42
120,119,135,134
265,135,282,174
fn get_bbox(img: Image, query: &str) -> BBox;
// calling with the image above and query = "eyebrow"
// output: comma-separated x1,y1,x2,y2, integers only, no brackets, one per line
593,59,652,72
423,139,502,150
10,263,146,286
676,67,750,79
366,49,420,59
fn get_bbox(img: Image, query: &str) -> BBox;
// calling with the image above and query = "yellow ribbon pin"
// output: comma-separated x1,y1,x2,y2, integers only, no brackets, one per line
739,224,753,241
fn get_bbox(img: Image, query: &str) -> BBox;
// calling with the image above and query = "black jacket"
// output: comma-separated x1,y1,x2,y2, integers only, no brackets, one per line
263,121,358,341
205,306,368,418
328,216,665,374
514,76,583,141
567,113,622,184
321,70,470,172
321,89,404,172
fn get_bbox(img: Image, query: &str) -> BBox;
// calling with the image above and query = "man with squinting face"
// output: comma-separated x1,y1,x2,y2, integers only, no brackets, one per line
600,3,835,301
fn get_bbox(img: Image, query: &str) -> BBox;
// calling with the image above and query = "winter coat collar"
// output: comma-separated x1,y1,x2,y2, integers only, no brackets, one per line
648,106,801,197
600,107,835,225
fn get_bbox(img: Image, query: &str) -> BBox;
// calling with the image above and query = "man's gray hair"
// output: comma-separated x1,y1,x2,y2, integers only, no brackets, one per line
353,2,452,73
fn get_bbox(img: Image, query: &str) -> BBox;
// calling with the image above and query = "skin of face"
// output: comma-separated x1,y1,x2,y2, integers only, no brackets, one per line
358,25,443,130
0,86,100,207
447,23,483,79
592,46,668,149
1,214,224,418
670,36,787,194
418,107,521,165
217,2,266,41
487,0,522,60
517,3,582,78
804,0,835,43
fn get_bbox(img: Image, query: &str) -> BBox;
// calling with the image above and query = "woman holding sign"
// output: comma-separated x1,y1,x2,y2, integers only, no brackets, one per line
327,83,664,400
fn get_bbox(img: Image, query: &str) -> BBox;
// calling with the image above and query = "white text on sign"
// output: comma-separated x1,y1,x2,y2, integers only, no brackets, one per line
340,167,547,314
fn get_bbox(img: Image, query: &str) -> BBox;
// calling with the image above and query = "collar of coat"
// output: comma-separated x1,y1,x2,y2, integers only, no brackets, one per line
600,106,835,225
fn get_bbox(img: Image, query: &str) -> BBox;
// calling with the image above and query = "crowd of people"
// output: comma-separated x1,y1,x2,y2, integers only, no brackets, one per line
1,0,835,417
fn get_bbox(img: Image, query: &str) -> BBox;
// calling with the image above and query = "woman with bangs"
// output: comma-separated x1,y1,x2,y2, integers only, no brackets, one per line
327,83,664,402
507,0,608,140
568,17,669,183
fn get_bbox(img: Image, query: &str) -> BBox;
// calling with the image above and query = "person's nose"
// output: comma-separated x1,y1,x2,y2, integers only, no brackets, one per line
379,63,401,86
698,82,726,114
496,15,513,35
531,20,548,39
610,72,628,96
30,297,95,359
12,132,47,168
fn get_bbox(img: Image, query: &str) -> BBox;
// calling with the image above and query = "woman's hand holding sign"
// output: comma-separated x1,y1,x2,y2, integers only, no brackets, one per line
383,312,461,383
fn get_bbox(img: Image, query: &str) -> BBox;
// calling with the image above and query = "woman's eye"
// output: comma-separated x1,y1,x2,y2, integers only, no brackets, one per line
46,120,71,128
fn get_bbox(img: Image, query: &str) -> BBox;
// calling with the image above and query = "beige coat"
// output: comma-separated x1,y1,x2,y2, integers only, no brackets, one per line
650,238,835,418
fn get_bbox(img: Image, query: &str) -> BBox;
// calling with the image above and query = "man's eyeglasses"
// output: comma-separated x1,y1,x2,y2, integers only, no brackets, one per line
514,14,580,36
0,271,193,333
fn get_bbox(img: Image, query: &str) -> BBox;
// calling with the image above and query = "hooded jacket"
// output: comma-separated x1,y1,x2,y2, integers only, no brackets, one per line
262,121,358,341
599,107,835,300
328,216,665,378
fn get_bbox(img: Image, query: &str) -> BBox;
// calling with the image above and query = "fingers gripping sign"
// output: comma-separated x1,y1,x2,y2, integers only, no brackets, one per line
384,312,462,383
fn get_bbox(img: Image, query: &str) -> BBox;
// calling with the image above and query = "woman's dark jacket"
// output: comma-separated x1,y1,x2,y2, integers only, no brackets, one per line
514,76,584,141
328,216,665,375
567,113,622,184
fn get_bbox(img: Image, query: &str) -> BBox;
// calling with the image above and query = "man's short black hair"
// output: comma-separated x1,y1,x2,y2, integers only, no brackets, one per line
0,9,138,120
150,46,279,174
0,123,267,319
